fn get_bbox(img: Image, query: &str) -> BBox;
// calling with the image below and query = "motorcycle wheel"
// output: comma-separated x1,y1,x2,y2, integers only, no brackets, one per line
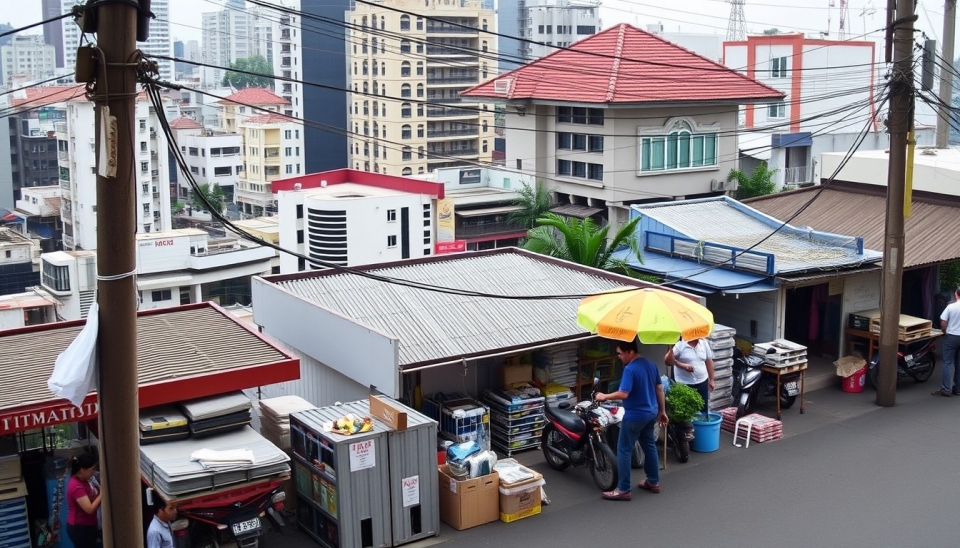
589,442,618,491
736,391,751,418
779,392,797,409
912,355,936,383
673,438,689,464
867,364,879,390
541,425,570,471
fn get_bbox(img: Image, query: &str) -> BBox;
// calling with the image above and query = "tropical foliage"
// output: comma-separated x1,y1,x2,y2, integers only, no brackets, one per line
222,55,274,89
522,213,643,276
191,183,226,214
727,161,778,200
508,181,552,229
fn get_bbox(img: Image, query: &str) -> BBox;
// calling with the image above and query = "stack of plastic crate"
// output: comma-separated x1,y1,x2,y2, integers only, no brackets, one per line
483,388,545,457
708,324,737,410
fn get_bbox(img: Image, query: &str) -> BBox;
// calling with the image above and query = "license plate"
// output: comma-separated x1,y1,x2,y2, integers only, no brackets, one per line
231,517,260,536
783,381,799,396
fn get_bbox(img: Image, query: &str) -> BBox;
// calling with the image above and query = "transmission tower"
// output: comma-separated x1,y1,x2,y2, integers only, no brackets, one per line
838,0,850,39
727,0,747,41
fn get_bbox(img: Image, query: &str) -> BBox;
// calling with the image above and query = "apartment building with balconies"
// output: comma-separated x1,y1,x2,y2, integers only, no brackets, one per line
236,112,303,216
346,0,497,177
13,185,63,252
1,34,57,85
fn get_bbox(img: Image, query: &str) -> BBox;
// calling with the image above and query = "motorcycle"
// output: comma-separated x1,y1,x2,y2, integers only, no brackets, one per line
866,338,937,389
149,479,287,548
663,416,695,463
541,379,619,491
732,347,800,418
603,405,645,469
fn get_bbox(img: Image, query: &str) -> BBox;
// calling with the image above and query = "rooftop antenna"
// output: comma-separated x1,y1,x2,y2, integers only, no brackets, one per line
727,0,747,41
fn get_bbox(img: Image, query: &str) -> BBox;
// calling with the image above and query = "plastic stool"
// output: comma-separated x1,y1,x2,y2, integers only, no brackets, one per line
733,417,756,448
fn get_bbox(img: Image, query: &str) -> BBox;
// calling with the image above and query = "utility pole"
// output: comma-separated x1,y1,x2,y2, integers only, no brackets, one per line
937,0,957,148
92,0,144,546
877,0,916,407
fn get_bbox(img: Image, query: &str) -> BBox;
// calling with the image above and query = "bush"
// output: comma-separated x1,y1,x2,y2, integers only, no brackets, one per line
665,383,704,423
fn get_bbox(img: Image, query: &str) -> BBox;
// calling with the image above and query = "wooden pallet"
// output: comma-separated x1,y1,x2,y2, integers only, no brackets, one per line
869,314,932,337
899,329,934,342
759,353,808,368
752,339,807,367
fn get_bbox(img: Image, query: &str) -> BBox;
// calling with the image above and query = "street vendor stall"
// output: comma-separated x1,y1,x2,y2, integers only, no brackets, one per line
0,303,300,548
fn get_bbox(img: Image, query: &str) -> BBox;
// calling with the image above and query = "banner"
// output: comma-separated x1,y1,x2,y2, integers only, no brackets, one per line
436,198,456,241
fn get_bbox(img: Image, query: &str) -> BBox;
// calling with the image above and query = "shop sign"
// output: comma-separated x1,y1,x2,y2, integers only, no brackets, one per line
0,401,100,436
459,169,481,185
435,240,466,254
402,475,420,507
436,199,456,241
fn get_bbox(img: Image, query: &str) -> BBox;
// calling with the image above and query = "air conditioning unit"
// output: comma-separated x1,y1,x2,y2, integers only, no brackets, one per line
711,178,737,192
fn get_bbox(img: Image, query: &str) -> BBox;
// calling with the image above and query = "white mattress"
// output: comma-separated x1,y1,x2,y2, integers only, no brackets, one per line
179,392,252,421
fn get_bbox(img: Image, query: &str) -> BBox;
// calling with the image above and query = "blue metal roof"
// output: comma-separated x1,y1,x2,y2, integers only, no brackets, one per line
612,250,777,294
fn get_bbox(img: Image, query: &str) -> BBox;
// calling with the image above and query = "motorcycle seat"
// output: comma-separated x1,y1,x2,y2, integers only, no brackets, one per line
546,404,586,434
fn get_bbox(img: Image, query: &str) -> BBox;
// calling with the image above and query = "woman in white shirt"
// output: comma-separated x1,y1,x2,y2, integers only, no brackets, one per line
664,338,715,414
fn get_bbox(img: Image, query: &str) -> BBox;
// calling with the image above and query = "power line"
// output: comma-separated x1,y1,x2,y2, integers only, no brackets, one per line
0,11,74,39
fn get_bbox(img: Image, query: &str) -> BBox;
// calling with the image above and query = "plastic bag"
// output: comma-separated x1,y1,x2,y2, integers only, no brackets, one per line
48,302,99,407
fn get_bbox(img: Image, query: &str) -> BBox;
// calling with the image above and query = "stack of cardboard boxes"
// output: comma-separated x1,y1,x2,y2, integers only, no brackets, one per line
437,460,545,529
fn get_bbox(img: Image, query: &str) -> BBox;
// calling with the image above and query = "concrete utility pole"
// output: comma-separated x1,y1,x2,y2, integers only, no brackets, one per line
937,0,957,148
93,0,144,546
877,0,916,407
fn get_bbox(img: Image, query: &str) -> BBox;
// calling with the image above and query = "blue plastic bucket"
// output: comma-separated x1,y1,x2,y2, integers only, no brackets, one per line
691,412,722,453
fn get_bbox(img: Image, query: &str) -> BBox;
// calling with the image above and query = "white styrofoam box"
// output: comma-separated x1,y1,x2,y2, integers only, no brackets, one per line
709,324,736,339
709,337,736,350
713,347,734,360
713,357,734,370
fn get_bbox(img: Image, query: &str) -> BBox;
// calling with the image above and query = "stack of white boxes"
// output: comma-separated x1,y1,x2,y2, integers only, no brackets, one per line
532,343,579,388
0,442,29,548
708,324,737,411
259,395,317,451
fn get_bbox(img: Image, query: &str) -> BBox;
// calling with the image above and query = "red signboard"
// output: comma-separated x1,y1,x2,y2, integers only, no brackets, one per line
435,240,466,254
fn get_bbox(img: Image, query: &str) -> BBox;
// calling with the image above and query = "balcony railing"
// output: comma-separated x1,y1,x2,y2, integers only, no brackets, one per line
151,169,159,177
426,25,479,34
426,46,471,56
426,77,478,84
784,165,811,184
428,129,478,138
456,219,527,239
428,148,478,158
58,151,70,163
427,108,475,118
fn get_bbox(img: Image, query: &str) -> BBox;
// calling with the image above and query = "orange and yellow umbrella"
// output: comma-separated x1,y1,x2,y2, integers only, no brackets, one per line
577,287,714,344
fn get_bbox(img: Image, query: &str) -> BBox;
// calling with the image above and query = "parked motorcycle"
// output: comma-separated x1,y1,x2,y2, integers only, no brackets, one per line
663,417,695,463
866,338,937,389
603,404,645,469
541,379,619,491
732,347,799,418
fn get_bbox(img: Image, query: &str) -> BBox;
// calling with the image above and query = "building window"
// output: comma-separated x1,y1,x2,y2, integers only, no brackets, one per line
400,40,411,54
152,289,172,302
402,167,413,175
402,103,412,118
297,230,304,243
140,161,149,172
401,61,411,77
400,14,410,30
417,124,424,138
557,107,603,125
768,101,786,119
402,125,412,139
296,204,303,218
639,120,718,172
771,56,788,78
387,209,397,221
214,166,231,176
417,62,423,76
589,135,604,152
402,147,412,161
401,84,411,98
387,235,397,247
416,17,423,30
42,261,70,292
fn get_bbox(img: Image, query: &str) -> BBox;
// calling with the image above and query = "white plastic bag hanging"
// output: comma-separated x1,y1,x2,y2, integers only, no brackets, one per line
48,302,99,407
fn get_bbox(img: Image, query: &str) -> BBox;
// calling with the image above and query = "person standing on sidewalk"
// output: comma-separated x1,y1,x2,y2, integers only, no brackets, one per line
935,286,960,397
595,339,668,501
665,338,715,413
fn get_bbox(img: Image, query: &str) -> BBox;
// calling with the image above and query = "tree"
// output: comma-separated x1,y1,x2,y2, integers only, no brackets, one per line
191,183,226,214
508,181,552,229
222,55,274,89
522,213,645,277
728,161,778,200
171,200,186,215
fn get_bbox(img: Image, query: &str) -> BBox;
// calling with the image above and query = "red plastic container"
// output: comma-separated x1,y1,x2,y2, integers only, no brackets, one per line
437,451,446,465
842,367,866,393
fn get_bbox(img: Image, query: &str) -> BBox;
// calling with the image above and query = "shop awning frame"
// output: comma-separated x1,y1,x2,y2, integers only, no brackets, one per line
0,303,300,436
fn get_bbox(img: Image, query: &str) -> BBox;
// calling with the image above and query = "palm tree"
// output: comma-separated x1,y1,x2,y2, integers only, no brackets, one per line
508,181,552,229
727,161,778,200
522,213,644,276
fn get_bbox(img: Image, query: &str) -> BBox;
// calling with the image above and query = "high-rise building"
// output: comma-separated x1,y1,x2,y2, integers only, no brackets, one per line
510,0,600,62
62,0,172,81
346,0,497,176
301,0,350,173
1,35,57,85
202,7,254,86
41,0,65,67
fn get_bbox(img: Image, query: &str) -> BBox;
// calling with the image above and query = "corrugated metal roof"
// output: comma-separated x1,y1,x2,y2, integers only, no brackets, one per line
0,305,292,412
745,186,960,269
635,197,880,273
272,251,647,367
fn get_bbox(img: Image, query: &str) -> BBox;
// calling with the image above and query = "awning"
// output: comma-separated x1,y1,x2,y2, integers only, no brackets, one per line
772,132,813,148
455,205,523,217
614,250,777,294
550,204,604,218
0,303,300,435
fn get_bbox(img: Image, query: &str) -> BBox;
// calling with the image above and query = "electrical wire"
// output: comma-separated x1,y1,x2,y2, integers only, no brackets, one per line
0,11,74,39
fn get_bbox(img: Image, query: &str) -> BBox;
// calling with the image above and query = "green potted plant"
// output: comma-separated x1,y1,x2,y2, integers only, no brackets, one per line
665,383,704,424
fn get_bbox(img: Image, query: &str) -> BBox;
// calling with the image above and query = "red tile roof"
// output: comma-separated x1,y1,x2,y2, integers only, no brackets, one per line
463,24,784,105
218,87,290,105
169,116,204,129
10,85,86,107
242,112,291,125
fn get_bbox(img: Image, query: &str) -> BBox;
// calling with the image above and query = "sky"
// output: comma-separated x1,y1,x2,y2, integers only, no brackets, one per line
4,0,951,48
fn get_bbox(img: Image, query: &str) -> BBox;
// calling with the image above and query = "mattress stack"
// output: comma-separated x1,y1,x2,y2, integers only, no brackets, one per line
708,324,737,411
259,396,317,450
717,407,784,443
179,392,253,438
139,426,291,498
532,343,579,387
139,406,190,445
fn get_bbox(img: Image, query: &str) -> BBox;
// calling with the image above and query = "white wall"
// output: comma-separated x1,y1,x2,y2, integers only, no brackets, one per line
258,345,370,408
798,44,875,133
706,290,779,344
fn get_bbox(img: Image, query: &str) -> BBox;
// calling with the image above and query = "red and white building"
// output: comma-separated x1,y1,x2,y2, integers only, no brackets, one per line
463,24,783,231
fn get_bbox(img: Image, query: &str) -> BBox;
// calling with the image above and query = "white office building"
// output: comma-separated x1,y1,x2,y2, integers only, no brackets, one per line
515,0,600,61
1,35,57,85
170,116,243,199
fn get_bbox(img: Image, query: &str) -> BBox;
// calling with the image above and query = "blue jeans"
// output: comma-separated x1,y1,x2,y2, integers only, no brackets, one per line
942,334,960,392
617,417,659,493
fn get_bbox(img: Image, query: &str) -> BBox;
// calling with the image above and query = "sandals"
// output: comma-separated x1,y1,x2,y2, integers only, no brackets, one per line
932,389,952,397
637,480,661,494
602,489,631,501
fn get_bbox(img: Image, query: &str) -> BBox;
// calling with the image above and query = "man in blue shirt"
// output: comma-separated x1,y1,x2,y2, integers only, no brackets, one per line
146,498,177,548
596,339,668,501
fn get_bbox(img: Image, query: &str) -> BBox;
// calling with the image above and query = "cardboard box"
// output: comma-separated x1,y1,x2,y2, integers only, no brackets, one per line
0,454,21,483
437,465,499,530
499,364,532,389
369,395,408,431
498,471,544,523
